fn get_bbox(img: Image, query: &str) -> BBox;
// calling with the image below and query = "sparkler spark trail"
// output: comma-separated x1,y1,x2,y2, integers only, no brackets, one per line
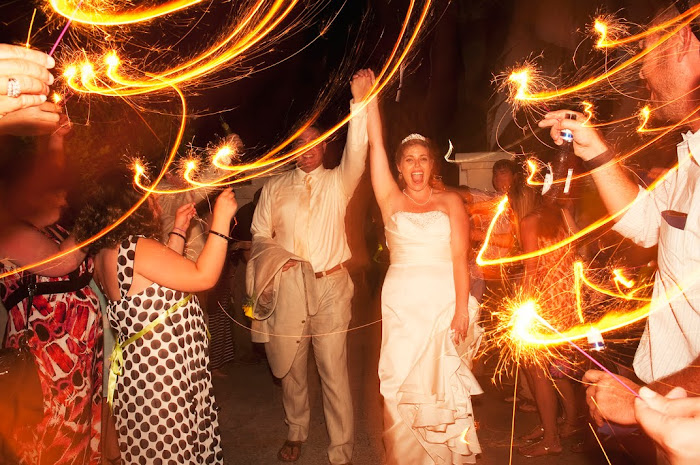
527,306,641,399
50,0,203,26
7,0,434,277
589,422,612,465
505,4,700,103
128,0,434,194
26,9,38,48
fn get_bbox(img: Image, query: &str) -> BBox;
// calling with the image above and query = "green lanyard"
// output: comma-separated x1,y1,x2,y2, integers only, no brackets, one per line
107,294,192,407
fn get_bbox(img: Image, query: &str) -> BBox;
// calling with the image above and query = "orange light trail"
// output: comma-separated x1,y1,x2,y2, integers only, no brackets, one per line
130,0,433,194
506,4,700,103
502,262,697,347
475,158,677,265
26,8,38,48
4,0,434,277
50,0,203,26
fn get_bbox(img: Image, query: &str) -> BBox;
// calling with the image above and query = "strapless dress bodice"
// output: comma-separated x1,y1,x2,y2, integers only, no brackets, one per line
385,211,452,265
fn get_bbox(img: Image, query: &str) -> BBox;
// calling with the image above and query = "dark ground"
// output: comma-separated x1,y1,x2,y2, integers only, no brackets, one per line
211,272,653,465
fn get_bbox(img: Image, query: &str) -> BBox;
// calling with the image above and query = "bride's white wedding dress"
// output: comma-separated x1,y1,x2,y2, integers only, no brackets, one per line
379,211,483,465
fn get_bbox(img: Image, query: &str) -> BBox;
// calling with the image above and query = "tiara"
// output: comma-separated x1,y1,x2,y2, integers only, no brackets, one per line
401,133,427,144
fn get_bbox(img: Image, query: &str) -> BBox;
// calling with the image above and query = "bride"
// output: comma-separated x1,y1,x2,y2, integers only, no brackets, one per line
366,74,483,464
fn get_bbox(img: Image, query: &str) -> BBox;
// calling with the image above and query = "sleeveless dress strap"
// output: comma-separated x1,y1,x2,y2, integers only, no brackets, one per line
116,236,139,299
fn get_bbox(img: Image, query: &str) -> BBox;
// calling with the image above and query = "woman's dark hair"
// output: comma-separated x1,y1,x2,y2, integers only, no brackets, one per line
73,169,162,254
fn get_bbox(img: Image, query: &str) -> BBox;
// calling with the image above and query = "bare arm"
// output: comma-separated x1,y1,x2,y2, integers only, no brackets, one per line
447,192,471,341
367,92,400,217
0,225,87,277
134,188,237,292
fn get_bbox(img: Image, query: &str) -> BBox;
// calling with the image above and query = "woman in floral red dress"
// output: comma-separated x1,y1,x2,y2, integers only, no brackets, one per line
0,123,103,464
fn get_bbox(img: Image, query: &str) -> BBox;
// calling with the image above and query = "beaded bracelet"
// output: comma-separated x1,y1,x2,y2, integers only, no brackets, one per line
582,149,615,171
169,231,186,241
209,230,233,242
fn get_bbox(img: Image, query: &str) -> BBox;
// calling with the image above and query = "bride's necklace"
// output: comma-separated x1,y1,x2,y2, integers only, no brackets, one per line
402,187,433,206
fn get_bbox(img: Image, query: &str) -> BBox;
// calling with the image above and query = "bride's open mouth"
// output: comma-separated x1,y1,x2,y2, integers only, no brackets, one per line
410,171,424,183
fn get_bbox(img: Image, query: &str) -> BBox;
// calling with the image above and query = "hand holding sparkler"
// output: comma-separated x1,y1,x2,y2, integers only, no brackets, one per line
635,386,700,465
0,100,64,136
583,369,641,426
212,187,238,225
0,44,55,117
538,110,609,162
173,203,196,233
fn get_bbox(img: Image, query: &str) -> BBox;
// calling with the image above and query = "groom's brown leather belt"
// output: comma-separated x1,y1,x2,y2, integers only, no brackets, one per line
315,262,347,279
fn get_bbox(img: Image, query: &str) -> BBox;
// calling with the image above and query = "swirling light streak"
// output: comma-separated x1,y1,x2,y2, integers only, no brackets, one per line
594,4,700,49
499,261,695,349
579,263,652,301
7,0,433,278
132,0,433,194
50,0,203,26
506,5,700,104
63,0,298,96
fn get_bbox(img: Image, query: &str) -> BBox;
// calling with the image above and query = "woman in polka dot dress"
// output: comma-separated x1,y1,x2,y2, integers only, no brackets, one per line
74,177,238,465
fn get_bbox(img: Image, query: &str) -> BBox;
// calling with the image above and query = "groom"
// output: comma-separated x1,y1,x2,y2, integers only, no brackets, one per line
248,70,372,464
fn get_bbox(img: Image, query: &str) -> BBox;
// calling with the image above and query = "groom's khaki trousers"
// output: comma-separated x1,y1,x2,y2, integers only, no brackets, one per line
281,269,354,464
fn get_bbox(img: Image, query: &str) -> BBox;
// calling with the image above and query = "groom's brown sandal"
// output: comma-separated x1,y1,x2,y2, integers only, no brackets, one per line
278,440,303,462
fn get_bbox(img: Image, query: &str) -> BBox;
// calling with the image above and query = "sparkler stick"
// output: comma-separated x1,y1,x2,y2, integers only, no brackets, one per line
531,311,640,399
49,0,84,56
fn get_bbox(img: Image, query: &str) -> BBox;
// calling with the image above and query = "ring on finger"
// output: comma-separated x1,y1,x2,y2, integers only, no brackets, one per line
7,78,21,98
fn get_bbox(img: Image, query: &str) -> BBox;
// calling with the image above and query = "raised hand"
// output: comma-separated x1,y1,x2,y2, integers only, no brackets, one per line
0,44,55,117
351,68,375,102
213,187,238,223
173,203,196,232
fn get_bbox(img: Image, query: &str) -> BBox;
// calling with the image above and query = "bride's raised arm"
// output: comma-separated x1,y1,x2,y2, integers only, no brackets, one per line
367,86,400,217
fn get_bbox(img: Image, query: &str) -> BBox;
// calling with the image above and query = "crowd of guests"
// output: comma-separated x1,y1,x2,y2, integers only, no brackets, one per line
1,1,700,464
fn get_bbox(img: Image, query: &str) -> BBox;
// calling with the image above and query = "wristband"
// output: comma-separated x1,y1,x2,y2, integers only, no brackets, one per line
172,227,187,234
169,231,186,241
582,149,615,171
209,230,233,242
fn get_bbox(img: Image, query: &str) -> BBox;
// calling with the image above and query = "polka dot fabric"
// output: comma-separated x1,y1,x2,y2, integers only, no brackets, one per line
108,236,223,465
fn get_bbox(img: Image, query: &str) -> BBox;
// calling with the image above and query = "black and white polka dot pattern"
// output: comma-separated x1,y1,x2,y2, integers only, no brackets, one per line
108,236,223,465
